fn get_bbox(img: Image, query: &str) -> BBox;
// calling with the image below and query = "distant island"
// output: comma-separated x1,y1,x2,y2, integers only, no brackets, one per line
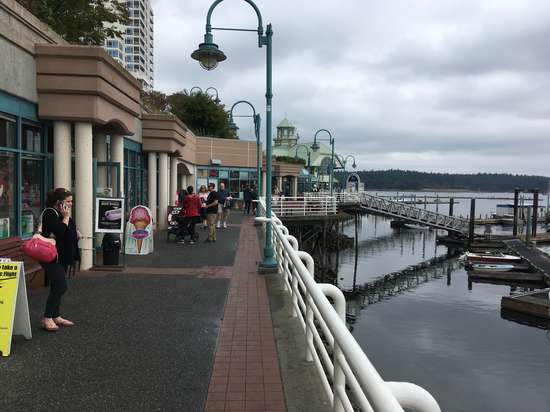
334,170,550,193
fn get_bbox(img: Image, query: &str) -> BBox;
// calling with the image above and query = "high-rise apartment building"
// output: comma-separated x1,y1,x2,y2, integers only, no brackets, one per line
104,0,154,90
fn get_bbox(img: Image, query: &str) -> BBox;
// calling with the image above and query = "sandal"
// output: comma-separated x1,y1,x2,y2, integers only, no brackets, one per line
53,317,75,327
42,319,59,332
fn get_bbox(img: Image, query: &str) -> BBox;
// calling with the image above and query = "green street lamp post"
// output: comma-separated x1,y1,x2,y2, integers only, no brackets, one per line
192,0,277,270
229,100,262,195
339,154,357,170
189,86,221,103
294,144,312,192
312,129,335,195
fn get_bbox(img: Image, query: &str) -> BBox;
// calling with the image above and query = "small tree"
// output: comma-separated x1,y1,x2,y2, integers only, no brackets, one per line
141,90,169,113
17,0,129,45
168,91,236,139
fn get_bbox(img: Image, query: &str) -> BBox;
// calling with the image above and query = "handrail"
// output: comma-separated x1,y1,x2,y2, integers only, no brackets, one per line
307,191,469,233
256,198,441,412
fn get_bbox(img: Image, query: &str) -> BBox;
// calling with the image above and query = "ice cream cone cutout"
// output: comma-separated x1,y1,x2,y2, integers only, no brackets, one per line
129,206,152,254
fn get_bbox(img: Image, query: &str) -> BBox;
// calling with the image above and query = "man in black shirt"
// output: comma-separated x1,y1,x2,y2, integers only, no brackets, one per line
243,185,252,215
205,183,219,242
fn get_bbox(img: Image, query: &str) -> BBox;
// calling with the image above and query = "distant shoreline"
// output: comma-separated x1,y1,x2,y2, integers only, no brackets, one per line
368,188,512,193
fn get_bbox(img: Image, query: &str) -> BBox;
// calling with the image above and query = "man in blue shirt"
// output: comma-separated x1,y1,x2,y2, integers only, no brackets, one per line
217,182,231,228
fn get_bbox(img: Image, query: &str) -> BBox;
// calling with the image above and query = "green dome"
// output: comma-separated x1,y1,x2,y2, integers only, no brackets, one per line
277,117,295,129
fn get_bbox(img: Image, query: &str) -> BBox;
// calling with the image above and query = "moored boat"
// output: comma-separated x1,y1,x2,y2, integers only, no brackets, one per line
464,251,522,264
470,263,515,272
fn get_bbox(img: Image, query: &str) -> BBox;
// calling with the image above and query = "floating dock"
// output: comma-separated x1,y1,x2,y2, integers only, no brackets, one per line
502,290,550,320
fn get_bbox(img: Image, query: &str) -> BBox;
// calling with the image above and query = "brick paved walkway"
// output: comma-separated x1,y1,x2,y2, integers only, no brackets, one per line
205,217,287,412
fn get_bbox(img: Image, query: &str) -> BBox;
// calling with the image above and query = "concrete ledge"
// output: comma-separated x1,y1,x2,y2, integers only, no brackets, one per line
265,271,331,412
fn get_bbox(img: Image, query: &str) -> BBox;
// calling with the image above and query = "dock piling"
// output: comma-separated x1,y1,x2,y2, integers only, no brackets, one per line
513,188,520,236
468,198,476,245
532,188,539,238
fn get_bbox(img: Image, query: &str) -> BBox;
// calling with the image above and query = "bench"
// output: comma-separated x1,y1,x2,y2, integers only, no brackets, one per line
0,237,45,291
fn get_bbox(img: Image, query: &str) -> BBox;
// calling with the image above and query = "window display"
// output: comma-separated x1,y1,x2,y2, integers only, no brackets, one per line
0,153,15,239
22,158,43,238
22,123,41,152
0,116,16,148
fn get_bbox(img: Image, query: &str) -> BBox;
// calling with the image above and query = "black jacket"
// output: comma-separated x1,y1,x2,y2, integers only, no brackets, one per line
41,208,79,266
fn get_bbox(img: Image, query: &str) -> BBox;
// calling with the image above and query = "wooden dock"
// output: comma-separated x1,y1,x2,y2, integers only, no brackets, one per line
503,239,550,280
502,290,550,320
468,270,544,282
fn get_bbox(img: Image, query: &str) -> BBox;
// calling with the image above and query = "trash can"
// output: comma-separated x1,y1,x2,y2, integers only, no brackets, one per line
102,233,121,265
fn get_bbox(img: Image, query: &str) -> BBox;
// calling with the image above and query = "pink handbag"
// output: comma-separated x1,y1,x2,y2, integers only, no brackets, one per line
21,208,58,263
21,234,57,263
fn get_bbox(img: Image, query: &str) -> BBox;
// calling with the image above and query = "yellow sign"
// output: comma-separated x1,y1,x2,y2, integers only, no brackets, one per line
0,261,32,357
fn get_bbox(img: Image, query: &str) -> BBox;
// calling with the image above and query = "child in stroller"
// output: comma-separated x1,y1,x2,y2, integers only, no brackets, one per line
167,207,200,243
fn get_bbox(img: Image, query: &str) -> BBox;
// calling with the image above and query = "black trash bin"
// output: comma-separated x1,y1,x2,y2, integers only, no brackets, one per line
102,233,121,265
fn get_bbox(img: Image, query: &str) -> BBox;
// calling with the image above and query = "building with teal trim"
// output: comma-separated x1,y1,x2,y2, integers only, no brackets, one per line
272,117,343,193
0,0,300,272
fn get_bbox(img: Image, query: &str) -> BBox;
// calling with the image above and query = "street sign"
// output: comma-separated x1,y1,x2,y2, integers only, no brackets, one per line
0,261,32,357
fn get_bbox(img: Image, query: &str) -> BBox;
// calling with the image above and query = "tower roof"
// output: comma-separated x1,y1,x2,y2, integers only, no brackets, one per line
277,117,295,129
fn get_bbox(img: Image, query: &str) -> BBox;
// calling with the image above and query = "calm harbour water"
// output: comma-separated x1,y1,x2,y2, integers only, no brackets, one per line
337,192,550,412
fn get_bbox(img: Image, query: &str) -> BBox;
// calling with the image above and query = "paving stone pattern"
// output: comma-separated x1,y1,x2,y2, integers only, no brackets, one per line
206,217,287,412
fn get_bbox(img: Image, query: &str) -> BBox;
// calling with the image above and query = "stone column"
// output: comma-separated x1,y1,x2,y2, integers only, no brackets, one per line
75,123,94,270
158,153,169,230
53,121,72,190
147,152,157,226
170,156,178,205
261,171,267,197
292,176,299,197
93,133,108,189
111,134,124,198
179,174,186,191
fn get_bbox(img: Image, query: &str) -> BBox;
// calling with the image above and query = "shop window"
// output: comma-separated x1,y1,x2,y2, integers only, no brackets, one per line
22,124,42,152
219,170,228,179
197,169,208,178
0,116,16,148
219,178,229,191
209,169,219,177
0,153,16,239
21,158,43,237
240,171,249,179
230,171,239,179
229,180,239,198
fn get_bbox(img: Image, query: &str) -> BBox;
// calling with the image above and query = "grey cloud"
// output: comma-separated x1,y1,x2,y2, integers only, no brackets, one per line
152,0,550,176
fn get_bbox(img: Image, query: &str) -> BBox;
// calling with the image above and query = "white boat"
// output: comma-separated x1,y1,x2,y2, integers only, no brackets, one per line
465,251,522,264
471,263,515,272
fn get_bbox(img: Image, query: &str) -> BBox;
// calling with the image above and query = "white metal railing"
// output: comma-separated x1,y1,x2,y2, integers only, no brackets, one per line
270,196,337,217
256,199,441,412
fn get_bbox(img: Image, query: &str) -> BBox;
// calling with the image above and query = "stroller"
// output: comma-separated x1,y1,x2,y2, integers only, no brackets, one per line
167,207,200,243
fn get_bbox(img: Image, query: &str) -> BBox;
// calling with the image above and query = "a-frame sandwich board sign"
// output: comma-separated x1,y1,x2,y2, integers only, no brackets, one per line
0,261,32,357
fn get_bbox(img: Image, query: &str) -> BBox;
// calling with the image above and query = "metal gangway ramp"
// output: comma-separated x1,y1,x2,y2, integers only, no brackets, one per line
503,239,550,278
336,192,469,234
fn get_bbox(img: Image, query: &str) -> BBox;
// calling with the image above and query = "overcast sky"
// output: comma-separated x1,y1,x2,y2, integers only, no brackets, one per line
151,0,550,176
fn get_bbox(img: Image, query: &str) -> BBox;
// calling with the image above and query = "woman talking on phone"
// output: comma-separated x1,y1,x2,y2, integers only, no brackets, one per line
40,188,79,332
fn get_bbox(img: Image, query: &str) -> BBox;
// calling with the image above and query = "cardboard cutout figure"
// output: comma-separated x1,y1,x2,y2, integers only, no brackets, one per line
125,206,153,255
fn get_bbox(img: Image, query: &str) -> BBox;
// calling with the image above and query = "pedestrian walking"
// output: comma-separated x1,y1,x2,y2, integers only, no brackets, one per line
217,182,231,228
243,184,253,215
205,183,219,242
198,185,208,228
40,188,79,332
251,185,258,214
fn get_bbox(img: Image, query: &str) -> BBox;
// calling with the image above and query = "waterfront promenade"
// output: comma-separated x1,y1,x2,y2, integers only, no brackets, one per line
0,214,326,411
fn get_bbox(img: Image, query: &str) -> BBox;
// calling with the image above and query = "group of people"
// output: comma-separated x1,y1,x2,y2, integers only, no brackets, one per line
175,182,234,243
